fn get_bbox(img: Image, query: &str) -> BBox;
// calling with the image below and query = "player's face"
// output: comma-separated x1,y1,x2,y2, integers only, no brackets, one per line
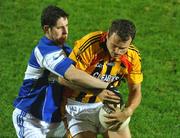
47,17,68,45
106,33,132,58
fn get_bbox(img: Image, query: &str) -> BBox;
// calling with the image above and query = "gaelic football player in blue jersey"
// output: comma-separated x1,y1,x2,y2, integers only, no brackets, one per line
12,5,119,138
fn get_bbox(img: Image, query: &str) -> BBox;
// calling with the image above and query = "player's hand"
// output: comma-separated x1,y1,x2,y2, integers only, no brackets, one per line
97,90,120,104
106,83,124,106
104,105,132,123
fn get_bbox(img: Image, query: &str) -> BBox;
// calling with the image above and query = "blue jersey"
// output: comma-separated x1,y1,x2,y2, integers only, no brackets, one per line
14,36,74,123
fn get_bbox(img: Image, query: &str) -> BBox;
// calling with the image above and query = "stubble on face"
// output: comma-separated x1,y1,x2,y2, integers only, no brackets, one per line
46,17,68,46
55,17,68,45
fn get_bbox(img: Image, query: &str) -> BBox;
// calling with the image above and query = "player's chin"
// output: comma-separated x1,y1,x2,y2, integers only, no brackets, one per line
112,55,120,59
58,38,67,45
111,53,119,58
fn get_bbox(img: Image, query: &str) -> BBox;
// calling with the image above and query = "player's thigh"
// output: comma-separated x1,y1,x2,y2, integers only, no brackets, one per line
73,131,96,138
108,126,131,138
13,110,45,138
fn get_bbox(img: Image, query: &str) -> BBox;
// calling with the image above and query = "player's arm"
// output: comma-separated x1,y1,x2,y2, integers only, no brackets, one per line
103,83,141,123
64,64,109,89
58,76,120,103
36,46,109,90
126,83,142,116
58,76,101,92
124,48,142,117
57,76,87,91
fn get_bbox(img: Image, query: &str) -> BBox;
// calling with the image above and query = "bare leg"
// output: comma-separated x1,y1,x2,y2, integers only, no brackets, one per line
108,126,131,138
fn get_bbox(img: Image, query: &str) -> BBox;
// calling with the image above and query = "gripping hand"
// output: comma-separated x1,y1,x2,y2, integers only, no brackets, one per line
106,82,124,109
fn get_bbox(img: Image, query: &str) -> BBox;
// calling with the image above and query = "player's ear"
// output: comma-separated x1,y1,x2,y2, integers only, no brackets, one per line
43,25,49,33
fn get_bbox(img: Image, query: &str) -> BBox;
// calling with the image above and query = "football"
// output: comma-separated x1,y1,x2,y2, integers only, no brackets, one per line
99,104,130,131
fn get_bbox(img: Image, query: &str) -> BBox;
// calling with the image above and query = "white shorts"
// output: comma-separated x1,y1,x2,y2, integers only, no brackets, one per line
65,99,105,137
12,108,66,138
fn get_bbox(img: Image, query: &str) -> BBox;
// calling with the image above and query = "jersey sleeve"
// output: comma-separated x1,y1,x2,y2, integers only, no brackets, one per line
128,48,143,84
34,46,74,77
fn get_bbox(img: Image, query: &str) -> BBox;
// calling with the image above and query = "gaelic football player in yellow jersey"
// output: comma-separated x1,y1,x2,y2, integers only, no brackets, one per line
61,19,143,138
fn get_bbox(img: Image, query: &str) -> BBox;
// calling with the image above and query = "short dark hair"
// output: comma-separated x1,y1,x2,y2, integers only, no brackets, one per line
108,19,136,41
41,5,69,28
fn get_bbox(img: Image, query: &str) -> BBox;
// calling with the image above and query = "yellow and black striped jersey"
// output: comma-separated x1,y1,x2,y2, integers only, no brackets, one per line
65,31,143,103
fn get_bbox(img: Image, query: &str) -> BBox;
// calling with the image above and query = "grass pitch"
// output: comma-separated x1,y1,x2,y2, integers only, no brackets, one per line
0,0,179,137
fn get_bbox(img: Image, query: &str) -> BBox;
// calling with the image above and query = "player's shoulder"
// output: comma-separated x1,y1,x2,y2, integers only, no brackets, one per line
75,31,103,46
82,31,104,40
127,44,142,63
36,42,62,58
128,44,141,57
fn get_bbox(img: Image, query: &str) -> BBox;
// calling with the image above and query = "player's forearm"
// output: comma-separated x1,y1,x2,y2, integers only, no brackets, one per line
126,83,142,116
57,77,87,91
64,65,108,89
126,91,141,116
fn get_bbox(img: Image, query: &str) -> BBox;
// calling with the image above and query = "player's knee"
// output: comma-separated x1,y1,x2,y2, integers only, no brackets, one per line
108,126,131,138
